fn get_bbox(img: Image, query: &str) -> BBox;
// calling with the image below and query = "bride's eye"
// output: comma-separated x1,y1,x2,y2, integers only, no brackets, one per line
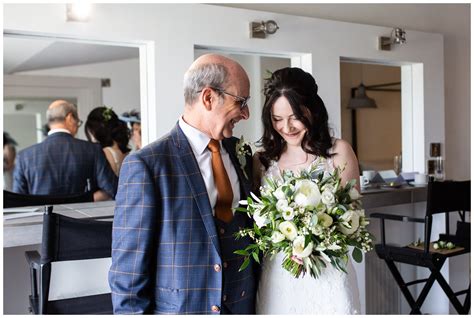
272,117,281,122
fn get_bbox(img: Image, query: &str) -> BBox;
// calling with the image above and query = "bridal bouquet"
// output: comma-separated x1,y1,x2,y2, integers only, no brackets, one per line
234,159,374,279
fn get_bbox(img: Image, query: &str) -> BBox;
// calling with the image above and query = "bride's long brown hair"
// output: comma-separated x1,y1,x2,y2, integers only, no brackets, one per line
258,67,333,169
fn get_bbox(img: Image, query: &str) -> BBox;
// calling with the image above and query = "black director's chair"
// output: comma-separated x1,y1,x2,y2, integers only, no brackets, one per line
371,180,470,314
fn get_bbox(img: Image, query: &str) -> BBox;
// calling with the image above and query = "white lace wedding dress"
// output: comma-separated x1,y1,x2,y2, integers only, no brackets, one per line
256,156,361,315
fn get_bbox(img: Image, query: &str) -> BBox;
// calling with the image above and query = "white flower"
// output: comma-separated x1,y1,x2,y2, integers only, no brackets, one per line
322,183,336,193
349,188,361,200
317,212,333,228
321,189,335,206
253,210,270,228
276,199,289,212
294,179,321,208
271,231,285,243
273,186,286,200
338,210,360,235
278,221,298,241
292,236,314,258
282,207,295,220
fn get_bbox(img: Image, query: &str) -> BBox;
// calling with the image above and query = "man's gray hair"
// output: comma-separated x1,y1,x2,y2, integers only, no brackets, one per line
46,101,78,124
183,63,229,105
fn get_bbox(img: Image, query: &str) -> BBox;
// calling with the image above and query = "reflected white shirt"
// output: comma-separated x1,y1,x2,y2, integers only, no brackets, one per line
178,117,240,215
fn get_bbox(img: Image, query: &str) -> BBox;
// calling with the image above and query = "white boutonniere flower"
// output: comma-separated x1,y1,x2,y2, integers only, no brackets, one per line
235,135,251,179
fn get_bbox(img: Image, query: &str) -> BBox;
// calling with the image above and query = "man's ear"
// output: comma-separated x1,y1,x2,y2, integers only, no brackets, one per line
200,87,214,111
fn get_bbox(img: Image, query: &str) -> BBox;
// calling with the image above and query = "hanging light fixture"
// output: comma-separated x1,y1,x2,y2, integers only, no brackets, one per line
347,64,377,109
347,84,377,109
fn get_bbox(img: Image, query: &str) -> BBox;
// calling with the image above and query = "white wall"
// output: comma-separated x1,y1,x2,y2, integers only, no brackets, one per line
218,3,470,180
3,3,449,314
17,58,140,118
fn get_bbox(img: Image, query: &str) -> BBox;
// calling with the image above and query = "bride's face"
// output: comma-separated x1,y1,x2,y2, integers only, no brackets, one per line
271,96,307,147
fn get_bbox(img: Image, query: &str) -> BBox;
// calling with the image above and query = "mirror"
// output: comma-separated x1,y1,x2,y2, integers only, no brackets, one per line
195,48,292,145
340,62,402,172
3,33,141,194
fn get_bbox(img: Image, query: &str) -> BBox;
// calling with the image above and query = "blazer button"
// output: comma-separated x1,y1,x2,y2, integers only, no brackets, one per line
219,228,225,234
223,295,227,302
214,264,221,272
211,305,220,312
223,262,228,268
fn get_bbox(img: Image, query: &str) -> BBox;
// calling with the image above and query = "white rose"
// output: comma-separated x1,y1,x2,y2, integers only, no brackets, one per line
276,199,289,212
253,210,270,228
294,179,321,208
338,210,360,235
292,236,314,258
322,183,335,193
271,231,286,243
317,212,333,228
273,186,286,200
278,221,298,241
349,188,361,200
282,207,295,220
321,189,335,206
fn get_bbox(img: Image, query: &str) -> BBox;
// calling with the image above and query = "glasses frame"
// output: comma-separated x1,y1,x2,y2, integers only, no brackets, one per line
199,87,250,110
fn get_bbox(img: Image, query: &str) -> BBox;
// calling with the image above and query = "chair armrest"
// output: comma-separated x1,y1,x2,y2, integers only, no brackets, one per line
370,212,424,223
25,250,41,269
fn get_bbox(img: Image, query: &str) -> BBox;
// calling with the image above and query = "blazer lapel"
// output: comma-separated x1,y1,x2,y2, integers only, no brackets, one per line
170,124,221,256
222,138,251,200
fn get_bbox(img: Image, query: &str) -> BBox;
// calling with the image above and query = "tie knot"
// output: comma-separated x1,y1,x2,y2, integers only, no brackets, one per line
208,139,221,153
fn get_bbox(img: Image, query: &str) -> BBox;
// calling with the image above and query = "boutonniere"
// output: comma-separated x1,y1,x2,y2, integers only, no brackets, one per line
236,136,251,180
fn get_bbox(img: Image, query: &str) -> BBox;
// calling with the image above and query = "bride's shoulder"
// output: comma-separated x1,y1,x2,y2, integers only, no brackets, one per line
329,138,357,166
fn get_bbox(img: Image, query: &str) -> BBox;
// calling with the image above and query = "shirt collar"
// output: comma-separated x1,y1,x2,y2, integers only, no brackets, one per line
178,116,213,156
48,128,71,136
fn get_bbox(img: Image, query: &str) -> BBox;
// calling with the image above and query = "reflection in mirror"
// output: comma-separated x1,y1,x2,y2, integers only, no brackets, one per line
194,48,291,145
340,62,401,172
3,34,141,197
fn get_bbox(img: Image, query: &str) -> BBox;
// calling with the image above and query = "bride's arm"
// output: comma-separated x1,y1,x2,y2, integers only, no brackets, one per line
331,139,361,192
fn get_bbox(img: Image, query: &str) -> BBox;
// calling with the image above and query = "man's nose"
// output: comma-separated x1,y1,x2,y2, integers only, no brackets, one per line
240,106,250,120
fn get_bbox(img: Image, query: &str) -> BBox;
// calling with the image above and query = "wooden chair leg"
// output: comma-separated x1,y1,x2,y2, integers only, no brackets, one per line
384,259,422,314
428,263,468,314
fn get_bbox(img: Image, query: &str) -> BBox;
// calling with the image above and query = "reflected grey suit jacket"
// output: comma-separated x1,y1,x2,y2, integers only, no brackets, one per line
13,132,117,197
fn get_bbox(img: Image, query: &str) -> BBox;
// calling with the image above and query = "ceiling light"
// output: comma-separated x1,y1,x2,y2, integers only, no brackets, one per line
66,3,92,22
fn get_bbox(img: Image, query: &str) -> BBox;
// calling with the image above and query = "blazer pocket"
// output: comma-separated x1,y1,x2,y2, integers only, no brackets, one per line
154,287,179,313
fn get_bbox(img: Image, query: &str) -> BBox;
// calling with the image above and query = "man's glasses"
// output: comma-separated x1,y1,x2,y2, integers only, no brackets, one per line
76,119,83,128
204,87,250,110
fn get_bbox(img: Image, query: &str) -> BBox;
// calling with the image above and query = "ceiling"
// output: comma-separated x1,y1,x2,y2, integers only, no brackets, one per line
4,36,139,75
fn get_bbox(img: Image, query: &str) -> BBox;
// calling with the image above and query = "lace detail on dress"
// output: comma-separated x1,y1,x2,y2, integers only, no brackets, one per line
256,154,361,315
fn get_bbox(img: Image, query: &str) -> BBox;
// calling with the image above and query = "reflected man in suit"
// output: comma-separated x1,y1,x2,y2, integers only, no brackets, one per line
109,54,259,314
13,100,117,201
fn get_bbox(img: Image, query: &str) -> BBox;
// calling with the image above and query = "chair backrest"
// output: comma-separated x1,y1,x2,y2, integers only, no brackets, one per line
426,180,470,215
3,190,93,208
39,206,113,314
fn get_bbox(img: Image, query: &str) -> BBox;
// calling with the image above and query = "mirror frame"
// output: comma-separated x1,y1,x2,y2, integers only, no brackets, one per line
3,29,155,147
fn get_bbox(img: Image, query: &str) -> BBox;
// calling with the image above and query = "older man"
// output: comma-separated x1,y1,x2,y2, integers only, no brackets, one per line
13,100,117,200
109,54,258,314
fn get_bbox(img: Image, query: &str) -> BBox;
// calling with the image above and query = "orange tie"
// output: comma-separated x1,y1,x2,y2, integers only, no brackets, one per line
208,139,234,223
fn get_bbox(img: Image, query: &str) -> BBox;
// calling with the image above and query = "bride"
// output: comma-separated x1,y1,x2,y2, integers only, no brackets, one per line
253,67,361,314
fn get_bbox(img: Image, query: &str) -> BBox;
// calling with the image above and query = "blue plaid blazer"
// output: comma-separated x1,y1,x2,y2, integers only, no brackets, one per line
13,132,117,197
109,124,258,314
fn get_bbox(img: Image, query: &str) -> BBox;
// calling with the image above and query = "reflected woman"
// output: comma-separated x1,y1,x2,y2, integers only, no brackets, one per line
85,107,131,176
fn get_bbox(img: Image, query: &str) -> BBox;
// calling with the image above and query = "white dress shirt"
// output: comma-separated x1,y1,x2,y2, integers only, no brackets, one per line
48,128,72,136
178,117,240,215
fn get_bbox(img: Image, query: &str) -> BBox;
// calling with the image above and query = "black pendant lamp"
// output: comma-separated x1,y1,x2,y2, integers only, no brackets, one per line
347,83,377,109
